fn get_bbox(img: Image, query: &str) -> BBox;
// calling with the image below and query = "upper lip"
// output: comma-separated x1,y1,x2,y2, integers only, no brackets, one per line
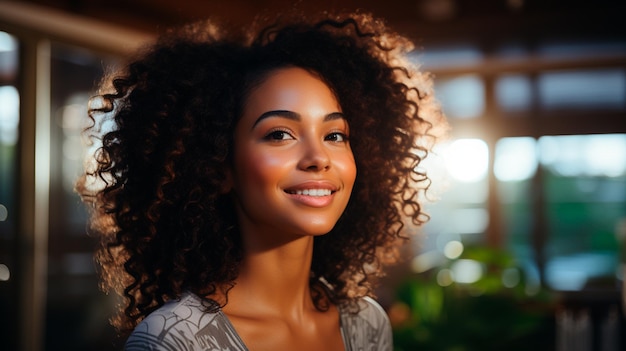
283,181,339,193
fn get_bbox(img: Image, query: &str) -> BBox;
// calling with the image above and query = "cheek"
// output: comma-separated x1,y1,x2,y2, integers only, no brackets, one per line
338,153,357,187
235,147,293,187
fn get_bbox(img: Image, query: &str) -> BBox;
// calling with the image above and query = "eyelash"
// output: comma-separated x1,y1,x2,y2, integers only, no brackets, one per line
325,132,349,143
263,128,294,141
262,129,350,143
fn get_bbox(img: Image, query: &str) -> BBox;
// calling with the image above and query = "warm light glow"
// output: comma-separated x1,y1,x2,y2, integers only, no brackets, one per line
0,85,19,145
444,139,489,182
495,137,537,181
0,204,7,221
60,103,87,130
451,259,483,284
0,31,17,52
63,135,83,161
411,251,445,273
60,97,91,192
443,240,464,259
0,264,10,281
437,268,454,287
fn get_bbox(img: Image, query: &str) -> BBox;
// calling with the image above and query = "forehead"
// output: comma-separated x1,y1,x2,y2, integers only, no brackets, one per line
243,67,341,114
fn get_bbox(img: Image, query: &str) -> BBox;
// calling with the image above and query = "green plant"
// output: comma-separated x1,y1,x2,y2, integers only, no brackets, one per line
391,246,555,351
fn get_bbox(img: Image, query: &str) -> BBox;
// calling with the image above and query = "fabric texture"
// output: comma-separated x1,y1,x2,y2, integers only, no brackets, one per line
125,291,392,351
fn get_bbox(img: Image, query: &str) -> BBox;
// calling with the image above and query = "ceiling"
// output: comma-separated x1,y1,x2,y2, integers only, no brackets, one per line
10,0,625,45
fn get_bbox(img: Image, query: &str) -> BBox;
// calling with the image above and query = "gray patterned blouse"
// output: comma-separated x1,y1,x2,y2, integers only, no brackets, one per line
125,292,392,351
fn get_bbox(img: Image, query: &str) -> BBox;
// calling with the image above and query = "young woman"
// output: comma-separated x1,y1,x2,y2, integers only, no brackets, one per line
77,11,444,351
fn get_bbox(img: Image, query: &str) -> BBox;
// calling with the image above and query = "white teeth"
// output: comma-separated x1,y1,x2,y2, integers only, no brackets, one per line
293,189,332,196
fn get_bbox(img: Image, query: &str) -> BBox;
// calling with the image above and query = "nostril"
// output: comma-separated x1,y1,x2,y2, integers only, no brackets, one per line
306,163,329,171
298,152,331,171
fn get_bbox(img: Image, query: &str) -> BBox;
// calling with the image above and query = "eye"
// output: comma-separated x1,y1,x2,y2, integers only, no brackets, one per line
264,129,295,141
325,132,349,143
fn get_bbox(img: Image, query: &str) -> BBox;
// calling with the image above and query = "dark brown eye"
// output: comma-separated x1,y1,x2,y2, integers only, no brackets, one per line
325,132,349,143
264,129,294,141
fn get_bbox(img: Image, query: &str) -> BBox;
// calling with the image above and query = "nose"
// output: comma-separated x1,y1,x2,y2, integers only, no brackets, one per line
297,139,330,172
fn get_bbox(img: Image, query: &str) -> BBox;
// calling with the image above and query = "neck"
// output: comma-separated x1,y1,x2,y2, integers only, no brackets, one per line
225,232,317,319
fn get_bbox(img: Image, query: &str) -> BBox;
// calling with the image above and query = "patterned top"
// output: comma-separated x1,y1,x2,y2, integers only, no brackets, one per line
125,292,392,351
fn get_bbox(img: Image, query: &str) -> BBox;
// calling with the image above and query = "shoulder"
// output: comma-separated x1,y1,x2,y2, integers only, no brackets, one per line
125,292,246,351
356,296,391,326
340,297,393,351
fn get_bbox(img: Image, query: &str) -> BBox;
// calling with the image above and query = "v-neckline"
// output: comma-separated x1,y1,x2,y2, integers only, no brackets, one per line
215,302,349,351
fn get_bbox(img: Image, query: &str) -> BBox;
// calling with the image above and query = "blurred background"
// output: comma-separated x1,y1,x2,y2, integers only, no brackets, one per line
0,0,624,350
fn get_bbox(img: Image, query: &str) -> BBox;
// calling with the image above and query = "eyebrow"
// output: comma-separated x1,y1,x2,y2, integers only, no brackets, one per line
251,110,346,129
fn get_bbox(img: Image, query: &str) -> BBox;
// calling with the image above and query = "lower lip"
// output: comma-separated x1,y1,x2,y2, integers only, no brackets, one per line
286,192,336,208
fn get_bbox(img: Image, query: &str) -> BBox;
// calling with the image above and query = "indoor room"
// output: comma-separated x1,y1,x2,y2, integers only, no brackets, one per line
1,0,624,350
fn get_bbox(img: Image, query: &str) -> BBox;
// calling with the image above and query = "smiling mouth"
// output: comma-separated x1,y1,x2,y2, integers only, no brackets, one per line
285,189,333,197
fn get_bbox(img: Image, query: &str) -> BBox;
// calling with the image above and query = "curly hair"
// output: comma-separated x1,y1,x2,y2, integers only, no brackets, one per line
76,11,444,335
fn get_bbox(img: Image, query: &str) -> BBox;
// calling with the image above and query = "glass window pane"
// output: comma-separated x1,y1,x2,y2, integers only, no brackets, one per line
0,30,19,351
418,139,490,258
46,42,117,350
538,69,626,110
538,40,626,60
494,43,529,58
416,44,483,68
539,134,626,178
0,31,18,80
435,75,485,119
495,137,538,182
495,75,534,112
495,137,540,292
0,85,19,146
497,135,626,292
538,134,626,291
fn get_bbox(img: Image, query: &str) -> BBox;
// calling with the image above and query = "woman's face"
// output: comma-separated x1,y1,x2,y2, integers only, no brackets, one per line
231,67,356,243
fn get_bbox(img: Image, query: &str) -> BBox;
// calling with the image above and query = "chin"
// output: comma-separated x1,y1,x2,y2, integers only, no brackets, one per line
297,218,341,237
303,225,339,237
